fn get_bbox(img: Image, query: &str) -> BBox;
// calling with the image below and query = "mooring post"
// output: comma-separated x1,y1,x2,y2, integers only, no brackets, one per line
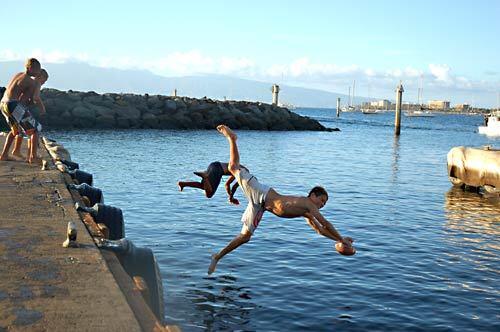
336,97,341,117
394,82,404,136
271,84,280,106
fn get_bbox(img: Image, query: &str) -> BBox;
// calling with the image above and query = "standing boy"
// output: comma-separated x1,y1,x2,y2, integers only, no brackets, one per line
0,58,43,163
11,68,49,161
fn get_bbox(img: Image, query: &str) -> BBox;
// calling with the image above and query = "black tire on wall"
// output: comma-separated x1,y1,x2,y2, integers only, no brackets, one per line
74,183,103,206
118,244,165,323
70,169,93,186
61,159,80,170
92,203,125,240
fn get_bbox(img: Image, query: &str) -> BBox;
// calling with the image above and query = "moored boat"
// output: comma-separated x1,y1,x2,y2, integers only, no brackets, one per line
447,146,500,194
404,110,434,117
478,111,500,137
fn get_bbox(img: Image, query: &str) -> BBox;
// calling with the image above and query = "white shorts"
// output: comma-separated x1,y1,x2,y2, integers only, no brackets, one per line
235,168,270,234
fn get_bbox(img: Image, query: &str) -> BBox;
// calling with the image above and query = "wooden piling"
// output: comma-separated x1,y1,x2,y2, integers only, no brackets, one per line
394,83,404,136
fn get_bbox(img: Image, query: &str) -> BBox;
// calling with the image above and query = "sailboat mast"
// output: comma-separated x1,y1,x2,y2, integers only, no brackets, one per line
348,86,351,107
352,80,356,107
497,91,499,112
418,75,423,106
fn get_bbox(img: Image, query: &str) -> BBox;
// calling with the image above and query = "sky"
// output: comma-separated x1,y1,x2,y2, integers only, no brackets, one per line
1,0,499,107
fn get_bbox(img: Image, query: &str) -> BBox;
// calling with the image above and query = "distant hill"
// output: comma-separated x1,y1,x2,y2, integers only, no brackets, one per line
0,61,372,108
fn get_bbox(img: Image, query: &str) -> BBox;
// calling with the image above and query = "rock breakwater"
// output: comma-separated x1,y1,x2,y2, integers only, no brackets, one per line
0,87,337,131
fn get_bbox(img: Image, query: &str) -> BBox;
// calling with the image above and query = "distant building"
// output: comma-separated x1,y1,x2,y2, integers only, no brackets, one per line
370,99,391,109
428,100,450,110
455,103,470,111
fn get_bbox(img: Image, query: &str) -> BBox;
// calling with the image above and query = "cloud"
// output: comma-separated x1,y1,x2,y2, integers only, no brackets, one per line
429,63,452,83
266,57,360,78
1,48,496,101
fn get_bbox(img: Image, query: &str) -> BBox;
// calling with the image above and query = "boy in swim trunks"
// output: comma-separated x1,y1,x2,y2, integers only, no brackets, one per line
0,58,43,164
178,161,244,204
208,125,354,275
11,69,49,161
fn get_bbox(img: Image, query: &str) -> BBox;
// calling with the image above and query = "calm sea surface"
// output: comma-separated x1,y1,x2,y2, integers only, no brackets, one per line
47,109,499,331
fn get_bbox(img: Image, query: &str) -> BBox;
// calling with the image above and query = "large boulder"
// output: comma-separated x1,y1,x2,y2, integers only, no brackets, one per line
141,112,160,129
116,106,141,121
95,115,116,129
164,99,177,112
72,105,96,128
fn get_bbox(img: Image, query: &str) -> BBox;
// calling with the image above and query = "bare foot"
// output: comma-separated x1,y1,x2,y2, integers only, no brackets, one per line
208,254,219,275
27,157,42,165
0,155,15,161
11,152,25,160
9,154,25,161
178,182,184,191
217,125,237,140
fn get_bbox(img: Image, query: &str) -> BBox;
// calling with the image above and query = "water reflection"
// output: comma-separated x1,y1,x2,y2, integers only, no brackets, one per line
391,136,400,184
444,187,500,226
187,275,256,331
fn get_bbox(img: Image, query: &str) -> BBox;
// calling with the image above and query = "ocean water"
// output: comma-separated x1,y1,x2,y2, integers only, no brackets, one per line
47,109,499,331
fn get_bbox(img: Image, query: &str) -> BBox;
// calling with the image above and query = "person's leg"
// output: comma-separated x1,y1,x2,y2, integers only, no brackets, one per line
208,231,252,275
11,135,24,158
177,181,204,191
0,131,15,161
26,137,31,162
28,132,39,164
217,125,240,174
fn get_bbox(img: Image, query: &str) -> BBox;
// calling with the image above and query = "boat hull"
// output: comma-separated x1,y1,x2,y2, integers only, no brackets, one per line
447,146,500,192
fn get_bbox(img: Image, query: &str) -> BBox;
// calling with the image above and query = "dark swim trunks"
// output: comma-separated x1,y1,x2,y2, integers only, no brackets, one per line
203,161,225,198
1,100,42,136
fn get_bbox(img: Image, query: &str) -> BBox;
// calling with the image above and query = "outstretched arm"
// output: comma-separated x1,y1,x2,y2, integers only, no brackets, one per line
305,208,351,245
225,175,240,205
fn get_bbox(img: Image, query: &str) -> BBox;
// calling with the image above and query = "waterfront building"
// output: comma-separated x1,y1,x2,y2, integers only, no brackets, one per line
428,100,450,110
371,99,391,109
455,103,470,111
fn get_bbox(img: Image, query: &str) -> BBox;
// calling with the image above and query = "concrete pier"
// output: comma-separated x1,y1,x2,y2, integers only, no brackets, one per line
0,134,169,331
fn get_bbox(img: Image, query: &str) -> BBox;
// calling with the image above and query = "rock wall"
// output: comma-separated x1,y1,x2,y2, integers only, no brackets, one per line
1,87,338,131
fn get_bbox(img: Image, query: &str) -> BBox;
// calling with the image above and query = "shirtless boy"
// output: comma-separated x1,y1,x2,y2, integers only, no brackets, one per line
208,125,354,274
0,58,43,163
11,68,49,161
178,161,244,205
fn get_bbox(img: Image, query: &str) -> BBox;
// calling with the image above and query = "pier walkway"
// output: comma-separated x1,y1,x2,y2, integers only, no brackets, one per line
0,135,159,331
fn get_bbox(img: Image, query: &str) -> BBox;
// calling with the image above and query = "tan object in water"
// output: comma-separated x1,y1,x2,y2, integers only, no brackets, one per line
335,242,356,256
447,146,500,190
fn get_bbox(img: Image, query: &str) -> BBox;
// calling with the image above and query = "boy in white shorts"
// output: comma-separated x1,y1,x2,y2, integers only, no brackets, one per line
208,125,354,275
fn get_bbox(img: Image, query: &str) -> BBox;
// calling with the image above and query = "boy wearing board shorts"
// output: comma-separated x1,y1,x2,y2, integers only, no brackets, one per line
178,161,243,205
208,125,354,275
11,68,49,162
0,58,43,164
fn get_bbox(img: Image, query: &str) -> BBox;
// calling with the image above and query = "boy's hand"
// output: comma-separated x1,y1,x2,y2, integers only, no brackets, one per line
342,237,354,245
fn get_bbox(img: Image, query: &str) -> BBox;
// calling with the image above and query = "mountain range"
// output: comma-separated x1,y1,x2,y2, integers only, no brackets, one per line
0,61,372,108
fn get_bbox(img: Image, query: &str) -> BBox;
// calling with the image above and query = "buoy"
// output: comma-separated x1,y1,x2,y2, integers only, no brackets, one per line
335,241,356,256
